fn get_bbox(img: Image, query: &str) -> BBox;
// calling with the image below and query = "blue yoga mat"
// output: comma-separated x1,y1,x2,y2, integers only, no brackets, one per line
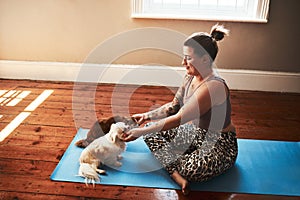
51,128,300,196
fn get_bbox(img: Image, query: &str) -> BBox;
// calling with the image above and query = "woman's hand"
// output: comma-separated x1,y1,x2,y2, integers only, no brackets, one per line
123,127,145,142
132,113,147,125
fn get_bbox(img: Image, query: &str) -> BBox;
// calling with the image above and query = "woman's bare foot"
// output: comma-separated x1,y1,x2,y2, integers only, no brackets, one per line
171,171,190,195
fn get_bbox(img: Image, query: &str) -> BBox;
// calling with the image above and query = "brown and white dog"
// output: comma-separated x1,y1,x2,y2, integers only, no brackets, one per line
78,122,129,184
75,115,137,148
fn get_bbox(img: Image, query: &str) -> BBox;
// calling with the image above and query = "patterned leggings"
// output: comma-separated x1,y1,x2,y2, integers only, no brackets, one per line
143,123,238,182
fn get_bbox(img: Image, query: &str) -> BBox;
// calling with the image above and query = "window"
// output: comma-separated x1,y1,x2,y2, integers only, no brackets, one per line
132,0,270,23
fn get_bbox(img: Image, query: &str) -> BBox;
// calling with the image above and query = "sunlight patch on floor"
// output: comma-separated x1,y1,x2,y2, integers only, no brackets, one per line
0,90,18,105
0,90,31,106
6,91,31,107
0,112,31,142
0,89,54,142
25,90,53,111
0,90,8,95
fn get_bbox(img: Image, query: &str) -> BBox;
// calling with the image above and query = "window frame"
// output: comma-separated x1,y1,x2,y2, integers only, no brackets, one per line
131,0,270,23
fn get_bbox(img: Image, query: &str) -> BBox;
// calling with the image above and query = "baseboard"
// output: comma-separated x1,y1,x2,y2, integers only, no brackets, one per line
1,60,299,93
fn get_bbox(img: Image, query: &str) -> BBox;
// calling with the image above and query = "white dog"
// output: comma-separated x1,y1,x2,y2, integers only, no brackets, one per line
78,122,128,185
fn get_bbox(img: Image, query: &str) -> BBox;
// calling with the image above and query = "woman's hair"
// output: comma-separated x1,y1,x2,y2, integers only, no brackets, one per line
184,24,229,61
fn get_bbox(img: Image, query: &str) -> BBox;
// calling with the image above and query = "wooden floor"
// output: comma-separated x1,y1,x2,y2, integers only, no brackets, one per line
0,79,299,200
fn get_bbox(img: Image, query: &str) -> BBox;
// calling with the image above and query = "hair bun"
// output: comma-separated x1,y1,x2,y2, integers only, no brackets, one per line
210,24,229,41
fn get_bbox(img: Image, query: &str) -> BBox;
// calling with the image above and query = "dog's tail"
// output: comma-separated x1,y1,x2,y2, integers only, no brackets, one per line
78,162,106,183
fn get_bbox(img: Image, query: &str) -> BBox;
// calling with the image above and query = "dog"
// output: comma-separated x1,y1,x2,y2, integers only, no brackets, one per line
75,115,138,148
78,122,129,185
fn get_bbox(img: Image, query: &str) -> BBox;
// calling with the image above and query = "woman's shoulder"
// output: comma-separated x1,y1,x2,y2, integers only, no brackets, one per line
206,75,226,87
206,75,229,89
208,74,225,82
204,75,230,103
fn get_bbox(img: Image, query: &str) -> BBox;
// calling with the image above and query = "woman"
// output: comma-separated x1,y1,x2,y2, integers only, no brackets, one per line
124,25,238,195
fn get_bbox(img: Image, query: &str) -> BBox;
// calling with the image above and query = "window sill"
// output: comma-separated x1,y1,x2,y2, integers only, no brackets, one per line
131,13,268,23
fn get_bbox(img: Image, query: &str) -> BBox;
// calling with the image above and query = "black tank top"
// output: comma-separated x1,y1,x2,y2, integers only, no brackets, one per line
182,75,232,131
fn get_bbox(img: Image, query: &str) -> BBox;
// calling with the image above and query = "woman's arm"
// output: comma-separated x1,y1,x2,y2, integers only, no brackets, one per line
124,87,207,141
143,98,181,120
131,100,180,125
124,80,227,142
124,112,182,142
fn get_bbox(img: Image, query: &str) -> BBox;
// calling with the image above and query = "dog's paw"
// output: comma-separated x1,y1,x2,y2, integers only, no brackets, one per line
75,139,89,148
117,155,123,160
114,161,122,167
96,169,106,174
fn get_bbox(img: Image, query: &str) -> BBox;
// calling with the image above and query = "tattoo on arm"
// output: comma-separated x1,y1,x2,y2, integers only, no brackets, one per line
145,97,181,120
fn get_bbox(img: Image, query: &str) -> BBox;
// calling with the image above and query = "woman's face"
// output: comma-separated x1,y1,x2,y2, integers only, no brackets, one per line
182,46,204,76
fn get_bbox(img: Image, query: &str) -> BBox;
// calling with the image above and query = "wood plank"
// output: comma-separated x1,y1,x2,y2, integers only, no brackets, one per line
0,174,181,200
0,158,56,177
0,192,89,200
0,145,66,162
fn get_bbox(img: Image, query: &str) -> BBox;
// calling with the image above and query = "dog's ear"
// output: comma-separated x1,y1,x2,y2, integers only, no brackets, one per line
99,116,117,134
109,124,118,143
111,133,117,143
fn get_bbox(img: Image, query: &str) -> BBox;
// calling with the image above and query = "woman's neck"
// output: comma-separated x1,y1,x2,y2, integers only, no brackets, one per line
195,68,214,81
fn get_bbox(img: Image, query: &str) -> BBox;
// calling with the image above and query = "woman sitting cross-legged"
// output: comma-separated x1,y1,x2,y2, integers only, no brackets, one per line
124,25,238,195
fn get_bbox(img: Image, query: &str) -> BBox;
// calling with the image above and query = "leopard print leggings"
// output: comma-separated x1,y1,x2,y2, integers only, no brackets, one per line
143,123,238,182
